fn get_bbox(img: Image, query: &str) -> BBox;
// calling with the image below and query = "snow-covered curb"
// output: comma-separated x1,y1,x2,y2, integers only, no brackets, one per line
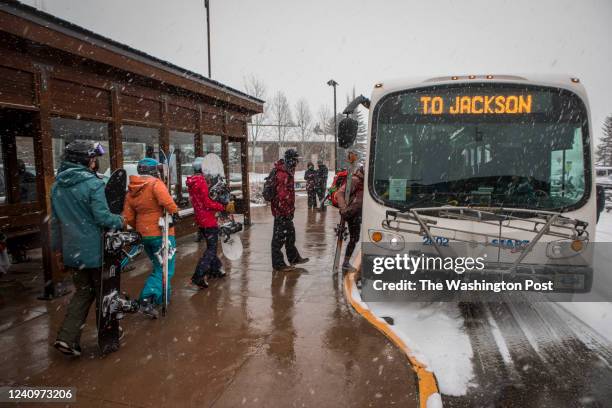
343,271,440,408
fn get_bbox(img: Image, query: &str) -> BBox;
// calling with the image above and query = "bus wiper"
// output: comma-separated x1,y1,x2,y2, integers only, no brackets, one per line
400,194,447,212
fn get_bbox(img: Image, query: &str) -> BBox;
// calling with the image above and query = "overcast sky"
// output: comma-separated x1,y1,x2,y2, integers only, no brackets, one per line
23,0,612,142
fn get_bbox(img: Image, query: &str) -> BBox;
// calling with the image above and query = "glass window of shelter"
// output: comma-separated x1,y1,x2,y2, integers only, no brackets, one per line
51,117,110,177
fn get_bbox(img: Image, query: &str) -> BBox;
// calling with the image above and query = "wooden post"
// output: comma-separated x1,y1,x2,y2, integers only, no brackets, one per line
160,96,169,158
34,68,62,299
221,110,230,178
221,135,229,182
109,85,123,170
195,105,203,157
240,126,251,226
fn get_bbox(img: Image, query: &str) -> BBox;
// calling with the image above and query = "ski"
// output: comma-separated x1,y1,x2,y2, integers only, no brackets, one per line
157,150,172,317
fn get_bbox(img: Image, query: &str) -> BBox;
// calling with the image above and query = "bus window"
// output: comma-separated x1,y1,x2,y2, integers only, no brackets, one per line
371,84,590,211
549,129,585,200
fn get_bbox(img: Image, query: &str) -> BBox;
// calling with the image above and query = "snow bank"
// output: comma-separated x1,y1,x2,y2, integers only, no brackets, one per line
426,393,443,408
556,210,612,343
368,302,474,396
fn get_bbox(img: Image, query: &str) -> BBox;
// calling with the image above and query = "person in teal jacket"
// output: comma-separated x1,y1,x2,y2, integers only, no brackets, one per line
51,140,124,357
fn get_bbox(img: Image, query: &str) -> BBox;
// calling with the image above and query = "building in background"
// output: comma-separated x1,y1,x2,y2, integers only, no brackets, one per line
248,126,335,174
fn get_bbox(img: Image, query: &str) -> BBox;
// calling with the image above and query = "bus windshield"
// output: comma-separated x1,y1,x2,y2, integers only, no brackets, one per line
370,84,590,211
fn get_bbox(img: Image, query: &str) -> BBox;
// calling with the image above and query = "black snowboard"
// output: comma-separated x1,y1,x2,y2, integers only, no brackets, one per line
97,169,127,355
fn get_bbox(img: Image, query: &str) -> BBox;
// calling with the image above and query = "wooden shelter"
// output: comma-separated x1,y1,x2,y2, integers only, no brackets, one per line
0,0,264,297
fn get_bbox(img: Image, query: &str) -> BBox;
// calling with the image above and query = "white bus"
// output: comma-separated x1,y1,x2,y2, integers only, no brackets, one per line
341,75,600,293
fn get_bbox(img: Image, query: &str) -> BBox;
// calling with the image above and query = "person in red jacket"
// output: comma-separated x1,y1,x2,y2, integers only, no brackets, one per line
187,157,235,288
270,149,309,272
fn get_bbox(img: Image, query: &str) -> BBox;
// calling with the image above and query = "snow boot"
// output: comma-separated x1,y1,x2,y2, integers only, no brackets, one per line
139,297,159,319
191,275,209,289
53,340,82,357
273,264,296,273
291,256,309,266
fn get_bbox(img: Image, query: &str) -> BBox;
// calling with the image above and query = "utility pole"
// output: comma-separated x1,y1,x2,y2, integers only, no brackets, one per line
327,79,339,170
204,0,211,78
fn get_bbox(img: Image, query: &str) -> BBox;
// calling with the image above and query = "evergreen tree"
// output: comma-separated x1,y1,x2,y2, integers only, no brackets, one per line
597,115,612,166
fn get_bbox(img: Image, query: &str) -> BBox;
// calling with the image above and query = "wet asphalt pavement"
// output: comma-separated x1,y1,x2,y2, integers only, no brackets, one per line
0,198,417,407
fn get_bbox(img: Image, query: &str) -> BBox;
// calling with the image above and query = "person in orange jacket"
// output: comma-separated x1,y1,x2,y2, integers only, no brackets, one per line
122,158,178,317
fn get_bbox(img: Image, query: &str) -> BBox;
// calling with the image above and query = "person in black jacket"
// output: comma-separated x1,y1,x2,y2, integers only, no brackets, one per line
315,160,328,210
304,162,317,209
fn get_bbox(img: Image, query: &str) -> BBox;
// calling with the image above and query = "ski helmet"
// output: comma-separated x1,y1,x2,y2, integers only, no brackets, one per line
192,157,205,174
284,149,300,168
63,140,105,165
137,157,160,177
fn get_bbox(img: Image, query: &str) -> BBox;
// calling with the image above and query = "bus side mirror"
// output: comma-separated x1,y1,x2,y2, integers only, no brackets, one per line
338,117,358,148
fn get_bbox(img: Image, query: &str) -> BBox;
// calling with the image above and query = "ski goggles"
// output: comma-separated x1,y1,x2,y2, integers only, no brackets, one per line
89,142,105,157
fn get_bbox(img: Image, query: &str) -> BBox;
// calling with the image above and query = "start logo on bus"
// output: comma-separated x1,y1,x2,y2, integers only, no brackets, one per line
420,94,533,115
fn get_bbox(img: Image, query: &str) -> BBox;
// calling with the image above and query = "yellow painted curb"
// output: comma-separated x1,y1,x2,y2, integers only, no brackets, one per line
343,270,440,408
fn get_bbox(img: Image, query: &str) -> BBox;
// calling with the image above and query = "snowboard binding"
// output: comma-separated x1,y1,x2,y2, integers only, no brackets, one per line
219,217,243,243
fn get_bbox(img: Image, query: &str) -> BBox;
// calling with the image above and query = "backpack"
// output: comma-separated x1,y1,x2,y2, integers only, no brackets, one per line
262,168,278,202
327,169,348,208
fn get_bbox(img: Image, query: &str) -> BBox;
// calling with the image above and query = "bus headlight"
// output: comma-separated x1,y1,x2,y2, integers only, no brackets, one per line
369,229,405,251
546,239,588,259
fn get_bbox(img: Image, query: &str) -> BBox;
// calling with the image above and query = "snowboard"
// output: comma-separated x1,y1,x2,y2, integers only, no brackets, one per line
97,169,142,355
202,153,243,260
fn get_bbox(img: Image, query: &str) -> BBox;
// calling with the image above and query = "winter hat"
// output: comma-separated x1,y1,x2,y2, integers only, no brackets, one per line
192,157,205,173
137,157,160,176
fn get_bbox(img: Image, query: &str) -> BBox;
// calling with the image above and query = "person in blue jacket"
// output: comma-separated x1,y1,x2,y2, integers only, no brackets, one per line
51,140,124,356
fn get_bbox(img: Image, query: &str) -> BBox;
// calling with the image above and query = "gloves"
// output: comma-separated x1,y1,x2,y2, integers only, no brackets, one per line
225,201,236,214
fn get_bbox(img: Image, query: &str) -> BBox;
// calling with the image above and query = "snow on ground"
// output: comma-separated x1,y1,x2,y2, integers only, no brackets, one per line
362,212,612,397
367,301,475,396
556,210,612,343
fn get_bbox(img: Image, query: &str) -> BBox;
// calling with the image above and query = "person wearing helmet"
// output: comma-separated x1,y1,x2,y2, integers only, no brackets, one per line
315,159,329,210
51,140,124,356
187,157,235,288
270,149,309,272
122,157,178,317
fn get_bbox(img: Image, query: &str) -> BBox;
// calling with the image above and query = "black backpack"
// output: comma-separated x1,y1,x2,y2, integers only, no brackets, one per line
262,168,277,202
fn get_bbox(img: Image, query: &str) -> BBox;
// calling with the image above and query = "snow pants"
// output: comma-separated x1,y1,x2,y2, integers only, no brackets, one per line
271,215,301,269
57,266,101,346
307,189,317,209
344,216,362,261
140,235,176,305
192,227,221,281
316,187,326,208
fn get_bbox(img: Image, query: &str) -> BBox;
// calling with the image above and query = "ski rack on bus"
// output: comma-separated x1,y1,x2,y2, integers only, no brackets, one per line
383,206,589,271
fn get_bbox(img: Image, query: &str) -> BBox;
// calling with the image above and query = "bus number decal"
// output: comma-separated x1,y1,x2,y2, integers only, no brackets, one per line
422,236,450,247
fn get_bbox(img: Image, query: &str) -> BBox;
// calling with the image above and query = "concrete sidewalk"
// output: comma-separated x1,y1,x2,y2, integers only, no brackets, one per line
0,198,417,407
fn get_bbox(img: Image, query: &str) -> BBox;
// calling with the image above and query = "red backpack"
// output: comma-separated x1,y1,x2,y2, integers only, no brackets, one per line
328,169,348,208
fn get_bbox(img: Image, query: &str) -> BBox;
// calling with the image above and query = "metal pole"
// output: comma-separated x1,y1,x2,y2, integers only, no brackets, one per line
205,0,211,78
333,84,338,171
327,79,339,171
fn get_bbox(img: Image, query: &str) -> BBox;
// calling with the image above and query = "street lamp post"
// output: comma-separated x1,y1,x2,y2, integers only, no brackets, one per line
327,79,339,170
204,0,211,78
